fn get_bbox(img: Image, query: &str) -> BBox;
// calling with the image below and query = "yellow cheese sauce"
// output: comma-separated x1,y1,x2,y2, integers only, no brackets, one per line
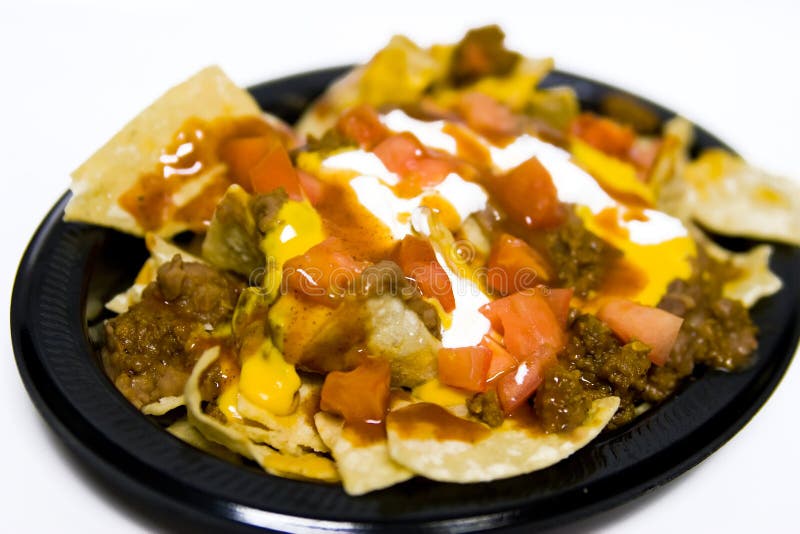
577,205,695,307
412,378,472,407
238,341,301,416
260,199,325,298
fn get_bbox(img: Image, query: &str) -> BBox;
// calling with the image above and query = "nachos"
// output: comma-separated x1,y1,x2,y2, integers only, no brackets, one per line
68,26,797,494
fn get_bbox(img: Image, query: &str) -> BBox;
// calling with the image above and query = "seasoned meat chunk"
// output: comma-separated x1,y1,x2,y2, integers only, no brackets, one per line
102,255,244,408
646,253,758,402
553,314,652,430
448,25,520,86
545,211,620,297
467,390,504,428
533,363,592,433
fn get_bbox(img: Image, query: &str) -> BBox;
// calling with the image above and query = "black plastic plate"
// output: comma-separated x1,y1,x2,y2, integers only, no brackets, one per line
11,67,800,532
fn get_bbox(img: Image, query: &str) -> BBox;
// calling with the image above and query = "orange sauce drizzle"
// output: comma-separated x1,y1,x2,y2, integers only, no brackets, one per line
119,116,274,232
388,403,491,443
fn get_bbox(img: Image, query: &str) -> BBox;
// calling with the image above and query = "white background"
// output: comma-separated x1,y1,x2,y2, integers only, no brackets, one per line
1,0,798,532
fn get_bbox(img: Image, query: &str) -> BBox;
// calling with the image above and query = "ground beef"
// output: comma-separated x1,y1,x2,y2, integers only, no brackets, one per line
102,255,244,408
548,314,652,430
544,211,621,297
467,390,504,428
533,363,592,433
251,189,288,235
532,249,758,432
301,128,357,157
645,253,757,402
448,25,520,87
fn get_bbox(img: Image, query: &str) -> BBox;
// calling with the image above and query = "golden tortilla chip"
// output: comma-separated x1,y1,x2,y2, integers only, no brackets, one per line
694,229,783,307
315,413,413,496
166,419,241,464
386,398,619,483
184,347,339,482
65,66,262,237
296,34,552,140
236,379,329,455
141,395,184,416
296,36,445,139
682,150,800,245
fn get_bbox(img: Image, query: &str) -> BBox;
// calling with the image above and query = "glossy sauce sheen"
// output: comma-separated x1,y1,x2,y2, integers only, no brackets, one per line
120,116,273,232
313,182,395,261
388,403,491,443
442,122,492,170
342,421,387,447
598,258,647,299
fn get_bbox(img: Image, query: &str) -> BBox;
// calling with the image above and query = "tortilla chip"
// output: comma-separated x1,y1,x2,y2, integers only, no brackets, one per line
185,347,258,458
249,443,339,483
237,379,329,455
166,419,241,464
386,397,619,483
315,413,413,496
184,347,339,482
296,35,445,139
296,36,552,140
141,395,184,416
431,55,553,112
650,116,694,218
651,121,799,247
65,66,262,237
719,244,782,307
649,121,785,307
695,229,783,307
682,150,800,245
295,66,363,140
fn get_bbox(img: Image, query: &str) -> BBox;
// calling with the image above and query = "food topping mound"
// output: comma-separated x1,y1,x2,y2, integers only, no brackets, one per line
66,26,795,494
102,255,243,408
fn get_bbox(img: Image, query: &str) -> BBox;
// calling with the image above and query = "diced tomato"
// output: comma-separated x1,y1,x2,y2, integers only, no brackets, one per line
283,237,368,306
496,358,552,414
570,113,635,160
320,359,391,423
218,135,275,189
373,133,421,174
249,143,304,200
543,287,573,329
597,298,684,366
479,297,510,334
479,334,517,382
458,92,519,138
410,158,454,188
478,291,565,412
505,291,566,361
487,156,564,229
373,133,454,190
437,346,492,392
394,235,455,312
336,104,389,149
487,233,551,295
395,234,437,265
297,170,324,206
479,291,566,362
408,261,456,312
